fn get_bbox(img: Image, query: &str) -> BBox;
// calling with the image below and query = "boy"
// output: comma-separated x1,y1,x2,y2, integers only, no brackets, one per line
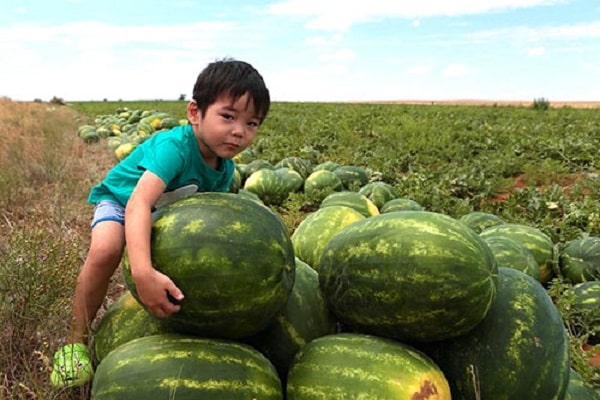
50,59,270,387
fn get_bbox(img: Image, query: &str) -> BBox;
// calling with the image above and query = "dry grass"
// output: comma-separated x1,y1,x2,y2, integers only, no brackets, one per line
0,99,116,399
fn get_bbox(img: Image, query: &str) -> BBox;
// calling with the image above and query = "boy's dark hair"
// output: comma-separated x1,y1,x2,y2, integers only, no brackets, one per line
192,59,271,123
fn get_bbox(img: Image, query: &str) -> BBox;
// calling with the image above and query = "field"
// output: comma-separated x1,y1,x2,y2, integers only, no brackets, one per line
1,97,599,398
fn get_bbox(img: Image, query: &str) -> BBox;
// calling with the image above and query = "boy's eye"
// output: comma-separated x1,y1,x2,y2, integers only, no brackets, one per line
221,113,234,120
248,121,259,128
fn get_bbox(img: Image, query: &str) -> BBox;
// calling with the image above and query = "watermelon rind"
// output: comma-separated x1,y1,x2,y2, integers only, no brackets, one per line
123,192,295,339
91,334,283,400
422,268,570,400
287,333,451,400
319,210,498,342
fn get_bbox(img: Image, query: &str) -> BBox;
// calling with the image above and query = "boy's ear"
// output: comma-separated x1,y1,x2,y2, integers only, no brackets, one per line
186,101,200,124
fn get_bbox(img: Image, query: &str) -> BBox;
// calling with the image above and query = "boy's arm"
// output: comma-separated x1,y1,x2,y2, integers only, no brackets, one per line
125,170,184,318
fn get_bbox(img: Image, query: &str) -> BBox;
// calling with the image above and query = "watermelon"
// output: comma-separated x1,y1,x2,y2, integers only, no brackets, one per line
232,146,258,164
564,368,599,400
480,223,555,284
91,334,282,399
92,291,171,363
313,161,340,172
560,281,600,340
244,258,338,382
358,181,398,209
244,158,273,176
319,191,379,218
422,268,570,400
319,210,498,342
228,168,242,193
483,235,541,281
291,205,365,271
458,211,505,234
243,168,289,205
274,156,313,179
274,167,304,194
286,333,451,399
559,236,600,283
303,170,344,202
123,193,295,339
332,165,369,191
380,198,424,213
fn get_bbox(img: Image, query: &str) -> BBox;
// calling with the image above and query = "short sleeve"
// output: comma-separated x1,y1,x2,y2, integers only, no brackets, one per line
137,138,185,185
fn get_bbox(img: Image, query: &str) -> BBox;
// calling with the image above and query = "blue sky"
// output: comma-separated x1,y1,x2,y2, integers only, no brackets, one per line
2,0,599,102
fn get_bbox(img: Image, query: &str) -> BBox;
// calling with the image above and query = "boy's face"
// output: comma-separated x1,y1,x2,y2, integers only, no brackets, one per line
187,92,261,166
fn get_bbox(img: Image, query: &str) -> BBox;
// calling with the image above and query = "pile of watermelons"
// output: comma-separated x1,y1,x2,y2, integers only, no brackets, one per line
76,111,599,399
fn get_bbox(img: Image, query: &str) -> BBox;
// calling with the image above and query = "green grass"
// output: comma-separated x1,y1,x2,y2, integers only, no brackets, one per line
2,98,599,398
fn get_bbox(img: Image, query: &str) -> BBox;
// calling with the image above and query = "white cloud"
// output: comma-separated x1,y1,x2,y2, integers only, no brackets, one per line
266,0,567,31
467,21,600,43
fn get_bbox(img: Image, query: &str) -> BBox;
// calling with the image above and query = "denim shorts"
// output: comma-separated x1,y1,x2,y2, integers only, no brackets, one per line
91,200,125,229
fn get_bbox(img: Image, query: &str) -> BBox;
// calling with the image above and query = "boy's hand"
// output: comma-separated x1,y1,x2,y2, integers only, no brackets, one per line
133,268,184,318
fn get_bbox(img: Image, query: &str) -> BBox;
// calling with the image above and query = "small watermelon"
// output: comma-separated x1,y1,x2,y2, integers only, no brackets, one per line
458,211,506,234
564,368,599,400
332,165,370,191
483,235,541,281
303,170,344,202
319,191,379,218
358,181,398,209
559,236,600,283
380,198,424,213
480,223,555,283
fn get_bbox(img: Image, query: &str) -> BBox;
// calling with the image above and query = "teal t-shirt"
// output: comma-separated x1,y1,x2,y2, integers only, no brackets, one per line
88,124,234,206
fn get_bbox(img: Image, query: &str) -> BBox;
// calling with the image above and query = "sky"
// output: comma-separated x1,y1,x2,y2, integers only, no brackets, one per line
1,0,599,102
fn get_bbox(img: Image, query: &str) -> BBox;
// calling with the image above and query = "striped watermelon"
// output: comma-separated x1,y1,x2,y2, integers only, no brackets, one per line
91,334,282,399
458,211,505,234
291,205,365,270
286,333,451,399
123,193,295,339
319,191,379,218
274,156,313,179
564,368,599,400
380,198,424,213
303,170,344,201
358,181,398,209
232,146,258,164
480,223,555,284
319,211,498,342
92,291,171,363
274,167,304,194
332,165,369,191
313,161,341,172
561,281,600,340
559,236,600,283
483,235,541,281
422,268,570,400
243,168,289,205
244,258,338,382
